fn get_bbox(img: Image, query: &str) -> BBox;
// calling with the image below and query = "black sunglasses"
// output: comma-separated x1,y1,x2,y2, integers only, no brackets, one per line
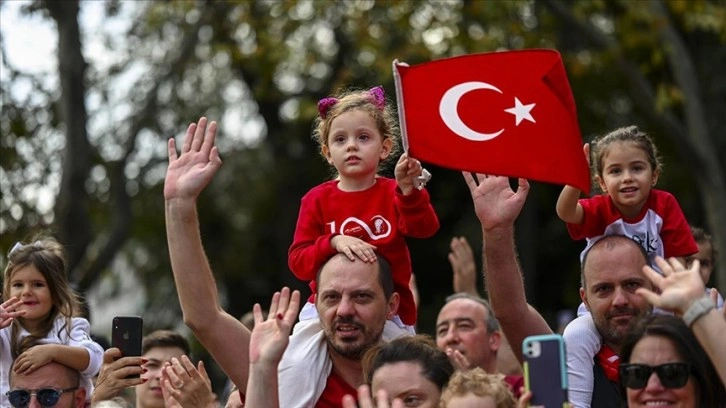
620,363,692,389
5,387,77,408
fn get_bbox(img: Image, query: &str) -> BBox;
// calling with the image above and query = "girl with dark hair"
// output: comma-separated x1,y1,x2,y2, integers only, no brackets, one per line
344,335,454,408
1,237,103,406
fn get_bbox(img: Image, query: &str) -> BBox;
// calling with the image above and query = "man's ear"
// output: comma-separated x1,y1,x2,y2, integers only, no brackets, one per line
580,287,589,311
489,330,502,352
74,388,86,408
380,138,392,161
387,292,400,319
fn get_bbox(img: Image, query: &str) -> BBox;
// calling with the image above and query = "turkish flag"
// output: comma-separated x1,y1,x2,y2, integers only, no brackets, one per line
393,50,590,194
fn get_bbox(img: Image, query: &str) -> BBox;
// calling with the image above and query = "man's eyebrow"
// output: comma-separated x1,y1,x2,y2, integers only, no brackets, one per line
436,317,474,328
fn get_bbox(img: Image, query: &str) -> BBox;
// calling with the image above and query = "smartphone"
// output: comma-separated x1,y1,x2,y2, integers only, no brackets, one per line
111,316,143,378
522,334,568,408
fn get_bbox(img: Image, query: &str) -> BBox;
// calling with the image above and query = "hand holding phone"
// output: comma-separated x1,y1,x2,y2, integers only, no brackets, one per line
111,316,143,378
523,334,568,407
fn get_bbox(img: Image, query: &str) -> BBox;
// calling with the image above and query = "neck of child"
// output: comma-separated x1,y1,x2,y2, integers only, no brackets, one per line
327,346,365,389
18,317,42,333
610,192,650,218
337,175,377,192
612,199,648,219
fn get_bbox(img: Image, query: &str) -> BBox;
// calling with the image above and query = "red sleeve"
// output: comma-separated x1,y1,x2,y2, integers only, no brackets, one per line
288,191,338,281
658,192,698,258
394,187,439,238
566,195,608,240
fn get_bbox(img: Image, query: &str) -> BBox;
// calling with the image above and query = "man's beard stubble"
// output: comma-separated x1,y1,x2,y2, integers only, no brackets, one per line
324,315,385,359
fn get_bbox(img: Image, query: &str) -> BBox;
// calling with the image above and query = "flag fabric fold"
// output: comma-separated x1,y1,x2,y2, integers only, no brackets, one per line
393,49,590,194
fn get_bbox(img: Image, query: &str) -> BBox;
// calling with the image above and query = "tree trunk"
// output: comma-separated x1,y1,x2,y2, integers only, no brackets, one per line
44,0,92,282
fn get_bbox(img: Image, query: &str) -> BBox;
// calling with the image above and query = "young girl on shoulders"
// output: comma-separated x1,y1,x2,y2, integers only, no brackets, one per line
1,237,104,406
556,125,698,407
288,85,439,329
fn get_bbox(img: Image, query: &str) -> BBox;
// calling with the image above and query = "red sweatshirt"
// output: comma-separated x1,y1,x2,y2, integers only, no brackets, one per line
288,177,439,325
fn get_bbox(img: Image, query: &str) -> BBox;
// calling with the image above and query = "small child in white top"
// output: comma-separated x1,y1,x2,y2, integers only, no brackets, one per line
1,238,103,406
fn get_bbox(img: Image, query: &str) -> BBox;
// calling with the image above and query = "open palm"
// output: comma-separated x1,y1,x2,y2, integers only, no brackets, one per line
164,117,222,201
463,173,529,231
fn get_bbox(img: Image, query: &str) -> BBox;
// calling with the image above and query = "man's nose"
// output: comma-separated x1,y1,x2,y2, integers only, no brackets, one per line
443,327,459,344
28,396,42,408
612,287,629,306
337,297,355,316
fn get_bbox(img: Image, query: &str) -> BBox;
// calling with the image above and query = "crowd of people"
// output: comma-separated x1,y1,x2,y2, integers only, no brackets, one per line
2,86,725,408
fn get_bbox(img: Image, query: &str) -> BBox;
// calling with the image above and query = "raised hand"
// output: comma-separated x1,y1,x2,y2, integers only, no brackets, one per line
164,117,222,201
637,257,706,315
161,356,217,408
394,153,423,195
462,173,529,231
92,348,145,403
1,296,25,329
331,235,378,263
445,347,473,371
248,287,301,366
449,236,478,296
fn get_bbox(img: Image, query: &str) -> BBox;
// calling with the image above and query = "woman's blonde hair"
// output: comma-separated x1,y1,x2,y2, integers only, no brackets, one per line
439,368,516,408
3,236,81,358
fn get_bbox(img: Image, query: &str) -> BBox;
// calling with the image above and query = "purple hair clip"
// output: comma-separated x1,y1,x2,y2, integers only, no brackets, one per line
368,86,385,111
318,97,338,119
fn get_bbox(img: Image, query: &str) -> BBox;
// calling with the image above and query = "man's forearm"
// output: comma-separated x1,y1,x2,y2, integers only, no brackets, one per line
483,225,552,362
165,198,220,328
165,198,252,388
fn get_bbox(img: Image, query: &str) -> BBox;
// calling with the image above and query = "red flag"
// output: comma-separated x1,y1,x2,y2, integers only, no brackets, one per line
393,50,590,194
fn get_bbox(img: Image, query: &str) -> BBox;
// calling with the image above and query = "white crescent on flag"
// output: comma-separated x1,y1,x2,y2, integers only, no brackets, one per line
439,81,504,142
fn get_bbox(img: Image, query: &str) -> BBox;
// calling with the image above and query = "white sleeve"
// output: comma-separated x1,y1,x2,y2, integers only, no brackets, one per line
64,317,104,376
563,313,601,408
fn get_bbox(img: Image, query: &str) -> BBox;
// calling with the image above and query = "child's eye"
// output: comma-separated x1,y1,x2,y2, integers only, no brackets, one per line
609,168,621,175
11,282,23,288
358,134,370,141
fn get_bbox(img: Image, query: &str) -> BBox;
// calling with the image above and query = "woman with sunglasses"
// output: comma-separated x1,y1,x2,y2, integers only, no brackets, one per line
618,257,726,407
619,314,724,407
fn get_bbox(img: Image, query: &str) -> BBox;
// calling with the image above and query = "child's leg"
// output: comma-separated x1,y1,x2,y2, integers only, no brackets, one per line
563,312,601,408
388,314,416,335
298,301,318,322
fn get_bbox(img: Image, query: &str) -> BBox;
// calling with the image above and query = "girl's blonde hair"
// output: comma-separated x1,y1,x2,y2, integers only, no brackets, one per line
439,368,516,408
3,236,81,358
312,86,400,173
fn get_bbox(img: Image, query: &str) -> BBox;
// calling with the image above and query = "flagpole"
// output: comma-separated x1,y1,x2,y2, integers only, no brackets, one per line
392,59,409,154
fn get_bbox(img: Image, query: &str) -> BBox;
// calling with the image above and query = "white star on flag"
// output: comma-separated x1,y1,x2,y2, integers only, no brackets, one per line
504,97,536,126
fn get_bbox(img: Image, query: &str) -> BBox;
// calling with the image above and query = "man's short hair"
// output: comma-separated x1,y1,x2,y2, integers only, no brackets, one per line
580,235,649,288
444,292,500,333
316,253,395,300
142,330,190,356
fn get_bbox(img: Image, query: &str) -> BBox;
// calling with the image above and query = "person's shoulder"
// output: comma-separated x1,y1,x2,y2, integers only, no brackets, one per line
649,189,677,201
303,180,338,197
